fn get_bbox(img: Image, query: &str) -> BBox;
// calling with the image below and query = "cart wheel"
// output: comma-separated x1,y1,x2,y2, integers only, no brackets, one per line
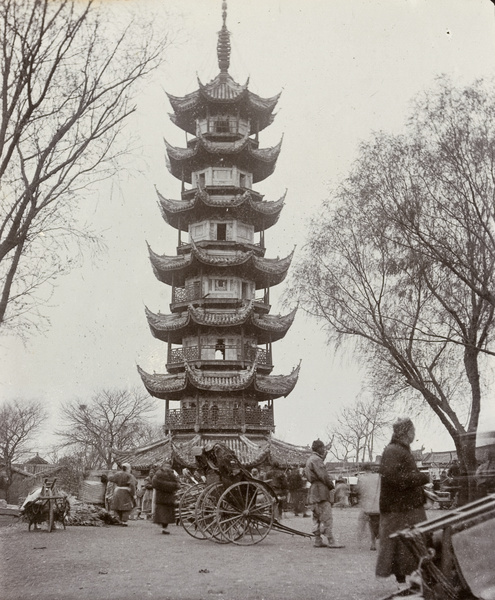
196,482,229,544
216,481,275,546
179,483,207,540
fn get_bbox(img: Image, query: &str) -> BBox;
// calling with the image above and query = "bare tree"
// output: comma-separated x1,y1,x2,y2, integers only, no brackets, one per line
326,427,355,464
56,388,157,469
327,395,392,464
0,398,47,501
394,77,495,310
0,0,169,336
135,422,166,445
286,79,495,502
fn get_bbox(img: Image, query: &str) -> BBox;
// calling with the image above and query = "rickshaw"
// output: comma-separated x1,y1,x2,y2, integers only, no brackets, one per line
179,443,313,546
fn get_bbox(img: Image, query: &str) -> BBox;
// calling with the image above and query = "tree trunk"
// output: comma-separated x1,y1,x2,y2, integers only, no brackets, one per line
462,345,482,503
453,431,478,505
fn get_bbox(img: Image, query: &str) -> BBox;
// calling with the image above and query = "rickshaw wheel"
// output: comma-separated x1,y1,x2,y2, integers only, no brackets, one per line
195,482,229,544
216,481,275,546
179,483,207,540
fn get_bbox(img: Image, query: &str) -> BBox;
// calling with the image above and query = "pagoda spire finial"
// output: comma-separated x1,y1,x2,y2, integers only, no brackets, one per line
217,1,231,73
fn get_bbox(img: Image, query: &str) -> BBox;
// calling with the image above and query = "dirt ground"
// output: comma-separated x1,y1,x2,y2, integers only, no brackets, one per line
0,507,419,600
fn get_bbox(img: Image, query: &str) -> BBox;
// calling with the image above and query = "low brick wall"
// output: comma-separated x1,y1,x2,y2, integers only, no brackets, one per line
0,506,21,527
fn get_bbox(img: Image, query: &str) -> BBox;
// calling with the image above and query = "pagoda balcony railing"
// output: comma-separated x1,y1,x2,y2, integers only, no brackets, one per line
255,293,269,304
203,239,262,247
165,405,274,431
168,345,270,365
172,287,197,303
172,287,269,305
176,239,262,250
181,186,263,203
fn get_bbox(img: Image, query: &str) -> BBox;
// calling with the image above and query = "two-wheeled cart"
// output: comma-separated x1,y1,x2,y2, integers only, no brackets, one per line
179,443,313,545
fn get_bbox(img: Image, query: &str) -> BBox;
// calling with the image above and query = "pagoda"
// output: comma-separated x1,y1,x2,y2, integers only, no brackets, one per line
136,2,302,466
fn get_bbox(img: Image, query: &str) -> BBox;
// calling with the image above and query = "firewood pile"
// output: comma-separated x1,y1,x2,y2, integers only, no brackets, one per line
64,495,121,527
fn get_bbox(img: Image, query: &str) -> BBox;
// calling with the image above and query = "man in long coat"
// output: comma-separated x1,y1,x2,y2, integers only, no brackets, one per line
376,418,430,586
108,463,137,525
152,463,180,534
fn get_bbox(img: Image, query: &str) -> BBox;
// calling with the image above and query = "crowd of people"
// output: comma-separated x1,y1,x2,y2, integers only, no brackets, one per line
98,418,494,591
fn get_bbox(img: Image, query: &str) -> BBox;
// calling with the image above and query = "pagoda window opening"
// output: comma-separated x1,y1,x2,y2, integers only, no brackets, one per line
233,402,240,424
215,118,230,134
214,278,227,291
198,172,206,188
215,338,226,359
216,223,227,240
202,402,209,425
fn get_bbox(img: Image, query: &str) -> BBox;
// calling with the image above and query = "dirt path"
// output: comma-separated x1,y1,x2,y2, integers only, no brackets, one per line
1,508,405,600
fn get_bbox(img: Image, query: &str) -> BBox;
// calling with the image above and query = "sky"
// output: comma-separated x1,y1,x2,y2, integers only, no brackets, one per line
1,0,495,457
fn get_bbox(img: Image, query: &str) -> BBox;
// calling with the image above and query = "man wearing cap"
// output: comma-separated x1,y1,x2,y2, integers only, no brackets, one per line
108,463,137,526
305,439,344,548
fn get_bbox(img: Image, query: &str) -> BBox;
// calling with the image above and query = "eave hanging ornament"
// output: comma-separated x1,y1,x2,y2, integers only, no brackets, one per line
217,1,231,73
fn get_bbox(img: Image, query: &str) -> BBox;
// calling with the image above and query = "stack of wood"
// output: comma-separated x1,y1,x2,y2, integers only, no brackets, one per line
64,496,121,526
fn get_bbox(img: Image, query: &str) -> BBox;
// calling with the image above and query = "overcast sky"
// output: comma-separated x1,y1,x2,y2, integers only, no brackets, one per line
1,0,495,457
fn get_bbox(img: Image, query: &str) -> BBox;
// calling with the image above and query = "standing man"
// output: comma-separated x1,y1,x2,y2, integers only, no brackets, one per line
376,418,430,587
287,467,310,517
266,466,288,520
108,463,137,526
152,462,180,535
305,439,344,549
356,464,381,551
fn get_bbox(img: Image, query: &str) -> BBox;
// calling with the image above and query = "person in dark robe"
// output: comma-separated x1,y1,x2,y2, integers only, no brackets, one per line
152,462,180,535
376,418,429,586
108,463,137,526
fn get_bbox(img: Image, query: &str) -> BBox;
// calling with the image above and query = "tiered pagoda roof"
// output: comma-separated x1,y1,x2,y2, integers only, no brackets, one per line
166,1,280,139
157,189,286,232
164,133,282,184
137,2,300,437
167,75,281,136
138,360,300,401
148,241,294,288
145,301,297,344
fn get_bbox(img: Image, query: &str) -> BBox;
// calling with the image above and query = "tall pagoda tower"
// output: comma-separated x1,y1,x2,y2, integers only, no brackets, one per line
137,2,300,456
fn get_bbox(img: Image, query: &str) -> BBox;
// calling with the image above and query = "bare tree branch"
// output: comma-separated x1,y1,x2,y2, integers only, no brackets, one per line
285,78,495,501
56,388,157,469
0,398,47,501
0,0,171,336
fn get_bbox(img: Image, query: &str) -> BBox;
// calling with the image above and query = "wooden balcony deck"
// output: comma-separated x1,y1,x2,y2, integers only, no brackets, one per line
168,345,271,366
165,405,274,432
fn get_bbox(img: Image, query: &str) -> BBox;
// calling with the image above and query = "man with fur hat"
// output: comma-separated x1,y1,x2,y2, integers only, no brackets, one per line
305,439,344,548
